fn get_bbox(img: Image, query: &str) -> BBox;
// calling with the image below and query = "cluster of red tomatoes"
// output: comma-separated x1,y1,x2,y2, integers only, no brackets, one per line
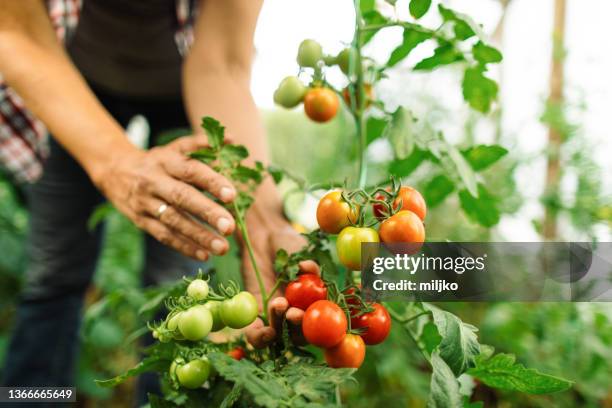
317,186,427,271
284,272,391,369
274,39,374,123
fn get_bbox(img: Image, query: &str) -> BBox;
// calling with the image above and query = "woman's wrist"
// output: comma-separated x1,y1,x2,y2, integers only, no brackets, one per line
86,135,142,190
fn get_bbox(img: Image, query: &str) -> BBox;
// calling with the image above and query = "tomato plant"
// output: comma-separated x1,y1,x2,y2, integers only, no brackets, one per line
97,2,574,406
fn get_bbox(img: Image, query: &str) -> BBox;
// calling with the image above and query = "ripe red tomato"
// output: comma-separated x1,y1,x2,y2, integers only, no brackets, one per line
285,274,328,310
351,303,391,345
324,334,366,368
336,226,380,271
302,300,347,348
227,347,246,361
316,191,358,234
379,210,425,246
304,88,339,123
373,186,427,221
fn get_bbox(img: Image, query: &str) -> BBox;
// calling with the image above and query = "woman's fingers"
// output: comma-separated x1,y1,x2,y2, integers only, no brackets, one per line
135,215,209,261
153,175,235,236
298,260,320,276
162,151,236,203
286,307,308,346
144,198,229,255
245,318,276,349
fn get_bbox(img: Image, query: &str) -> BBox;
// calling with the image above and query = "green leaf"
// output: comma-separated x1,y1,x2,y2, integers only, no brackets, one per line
473,42,503,64
468,353,573,394
96,355,168,387
220,383,243,408
366,116,388,145
424,175,455,207
267,165,284,184
384,107,416,159
428,352,462,408
414,44,463,71
426,305,481,377
388,148,428,177
231,165,263,184
219,144,249,166
462,67,499,113
387,28,431,67
438,5,482,40
189,147,217,163
201,116,225,151
462,145,508,171
410,0,432,19
447,145,478,197
458,184,500,227
87,203,115,231
361,10,387,44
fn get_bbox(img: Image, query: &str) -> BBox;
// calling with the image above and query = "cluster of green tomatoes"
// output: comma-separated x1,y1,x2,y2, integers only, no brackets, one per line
273,39,364,123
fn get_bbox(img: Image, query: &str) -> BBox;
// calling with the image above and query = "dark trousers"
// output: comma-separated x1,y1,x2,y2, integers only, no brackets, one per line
1,87,201,401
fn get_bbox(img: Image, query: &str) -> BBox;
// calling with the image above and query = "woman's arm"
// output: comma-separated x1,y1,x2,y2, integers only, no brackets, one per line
0,0,237,260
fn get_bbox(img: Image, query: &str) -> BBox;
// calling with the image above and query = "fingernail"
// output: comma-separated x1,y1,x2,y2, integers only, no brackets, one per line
220,187,236,202
211,239,225,255
196,250,208,261
217,217,233,234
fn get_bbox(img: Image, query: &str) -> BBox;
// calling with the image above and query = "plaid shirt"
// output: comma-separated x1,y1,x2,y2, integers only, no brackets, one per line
0,0,196,183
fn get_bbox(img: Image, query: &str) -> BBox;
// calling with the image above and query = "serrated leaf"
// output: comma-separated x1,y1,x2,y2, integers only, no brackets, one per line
220,383,243,408
425,305,481,377
366,116,388,145
447,145,478,197
414,43,463,71
428,352,462,408
462,145,508,171
189,147,217,163
420,320,443,355
384,107,415,159
387,28,431,67
424,174,455,207
410,0,432,19
201,116,225,151
220,144,249,166
462,67,498,113
458,184,500,227
232,165,263,184
468,353,573,394
361,10,387,44
473,42,503,64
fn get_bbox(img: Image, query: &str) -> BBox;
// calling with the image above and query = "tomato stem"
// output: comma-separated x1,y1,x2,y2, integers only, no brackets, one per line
233,202,269,322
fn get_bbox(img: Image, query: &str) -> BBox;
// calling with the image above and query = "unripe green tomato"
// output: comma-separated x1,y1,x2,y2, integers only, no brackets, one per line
178,305,213,341
273,76,306,108
336,48,356,75
187,279,209,300
204,300,226,332
175,358,211,389
336,226,380,271
297,39,323,68
152,330,159,339
167,312,182,331
220,291,259,329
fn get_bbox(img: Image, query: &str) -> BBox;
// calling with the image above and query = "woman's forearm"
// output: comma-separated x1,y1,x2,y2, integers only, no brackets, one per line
0,32,136,184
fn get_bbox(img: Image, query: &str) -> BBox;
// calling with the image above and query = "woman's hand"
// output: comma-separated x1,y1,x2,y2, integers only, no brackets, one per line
94,135,237,261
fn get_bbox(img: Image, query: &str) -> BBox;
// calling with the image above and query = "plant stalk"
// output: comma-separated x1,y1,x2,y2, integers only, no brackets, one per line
353,0,368,189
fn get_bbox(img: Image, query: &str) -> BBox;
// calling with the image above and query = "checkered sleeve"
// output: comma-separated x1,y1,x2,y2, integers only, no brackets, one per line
0,0,81,183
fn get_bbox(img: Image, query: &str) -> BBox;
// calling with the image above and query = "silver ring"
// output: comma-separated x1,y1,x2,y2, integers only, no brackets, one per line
156,203,169,218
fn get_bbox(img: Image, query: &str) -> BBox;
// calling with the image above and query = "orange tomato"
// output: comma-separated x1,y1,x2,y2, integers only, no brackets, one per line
304,88,339,123
324,334,366,368
316,191,358,234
